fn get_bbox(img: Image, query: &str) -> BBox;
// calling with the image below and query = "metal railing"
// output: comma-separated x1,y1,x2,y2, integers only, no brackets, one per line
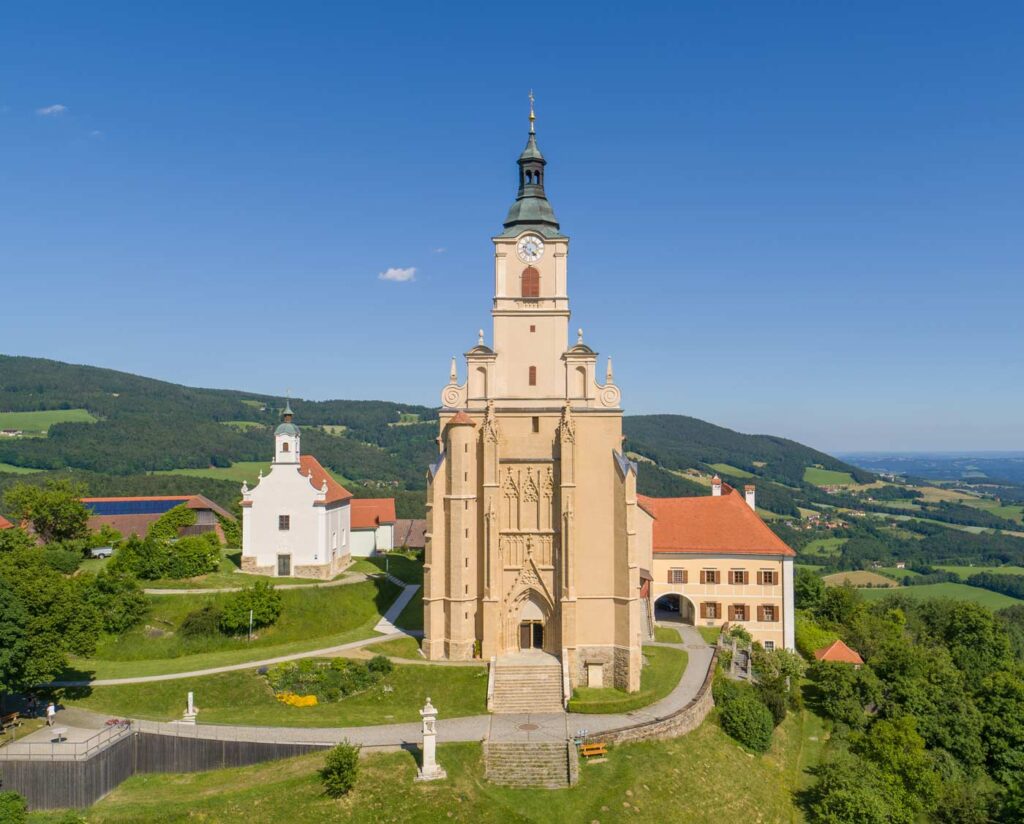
0,721,133,762
132,719,343,747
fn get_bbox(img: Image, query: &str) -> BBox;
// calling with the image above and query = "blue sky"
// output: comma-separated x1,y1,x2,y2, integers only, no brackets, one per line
1,2,1021,452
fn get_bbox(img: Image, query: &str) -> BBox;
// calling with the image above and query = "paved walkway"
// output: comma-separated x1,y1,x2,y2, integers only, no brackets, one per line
43,624,715,749
51,581,424,688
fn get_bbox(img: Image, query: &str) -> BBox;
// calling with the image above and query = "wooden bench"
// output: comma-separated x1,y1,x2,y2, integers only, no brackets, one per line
1,712,20,732
579,742,607,759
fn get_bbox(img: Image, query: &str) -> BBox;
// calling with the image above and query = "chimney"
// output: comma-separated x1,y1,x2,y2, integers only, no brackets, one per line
745,484,756,511
711,475,722,497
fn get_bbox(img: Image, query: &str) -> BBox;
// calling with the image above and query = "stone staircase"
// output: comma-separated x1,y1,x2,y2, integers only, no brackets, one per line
484,741,576,788
491,657,564,713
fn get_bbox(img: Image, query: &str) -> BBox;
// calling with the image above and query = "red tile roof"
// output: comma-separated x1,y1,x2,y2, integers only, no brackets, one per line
300,455,353,506
448,411,476,426
351,498,397,529
0,515,13,530
638,486,796,557
87,513,162,539
814,639,864,665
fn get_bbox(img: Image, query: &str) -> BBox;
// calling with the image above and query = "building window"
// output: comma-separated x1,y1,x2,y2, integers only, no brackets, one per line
668,568,686,584
530,325,536,332
529,366,537,386
281,442,289,452
764,640,775,652
521,267,540,298
758,570,778,585
701,602,719,619
532,416,540,433
278,515,290,531
729,570,749,585
730,604,748,621
759,605,777,622
700,569,720,585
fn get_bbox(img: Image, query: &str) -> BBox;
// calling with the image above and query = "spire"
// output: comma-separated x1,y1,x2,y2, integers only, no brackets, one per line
502,92,560,234
282,400,294,421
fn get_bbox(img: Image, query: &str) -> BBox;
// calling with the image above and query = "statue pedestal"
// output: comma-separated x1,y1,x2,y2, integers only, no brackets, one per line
414,697,446,782
181,712,197,725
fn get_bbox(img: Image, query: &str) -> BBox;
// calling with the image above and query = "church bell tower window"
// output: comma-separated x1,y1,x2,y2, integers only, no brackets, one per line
521,267,540,298
528,366,537,386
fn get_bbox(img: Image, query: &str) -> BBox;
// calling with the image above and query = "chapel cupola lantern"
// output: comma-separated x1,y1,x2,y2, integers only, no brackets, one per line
503,91,560,234
274,400,300,464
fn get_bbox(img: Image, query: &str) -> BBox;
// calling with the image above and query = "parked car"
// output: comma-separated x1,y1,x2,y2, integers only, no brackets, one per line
90,546,114,559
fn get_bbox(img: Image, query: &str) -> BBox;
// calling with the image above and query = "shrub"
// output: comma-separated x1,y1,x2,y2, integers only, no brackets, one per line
147,503,197,541
219,580,283,634
0,791,27,824
320,741,360,797
218,514,241,548
162,534,220,579
89,524,123,549
80,569,148,634
712,671,743,705
720,693,775,752
180,605,224,638
795,610,838,660
40,546,82,574
367,654,393,676
758,687,788,727
108,536,169,580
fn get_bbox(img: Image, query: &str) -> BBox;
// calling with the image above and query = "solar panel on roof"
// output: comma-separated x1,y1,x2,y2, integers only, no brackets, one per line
84,499,187,516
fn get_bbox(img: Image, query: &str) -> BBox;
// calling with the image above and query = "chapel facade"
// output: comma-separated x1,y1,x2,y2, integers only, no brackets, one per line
422,105,644,691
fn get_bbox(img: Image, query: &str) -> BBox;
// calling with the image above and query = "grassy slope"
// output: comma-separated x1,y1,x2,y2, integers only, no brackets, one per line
0,462,44,474
70,580,399,679
61,660,488,727
153,461,351,487
32,710,828,823
569,646,687,714
803,466,855,486
936,564,1024,577
858,582,1024,609
653,625,682,643
822,570,898,588
0,408,97,432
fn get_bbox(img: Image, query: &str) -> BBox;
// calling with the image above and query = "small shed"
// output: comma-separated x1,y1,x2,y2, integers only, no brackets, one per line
813,639,864,667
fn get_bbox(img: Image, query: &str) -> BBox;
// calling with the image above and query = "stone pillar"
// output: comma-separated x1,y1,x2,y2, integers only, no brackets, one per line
182,691,197,725
415,698,447,782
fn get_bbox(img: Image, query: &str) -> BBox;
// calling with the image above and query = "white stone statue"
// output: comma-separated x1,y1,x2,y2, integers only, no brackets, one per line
415,697,446,781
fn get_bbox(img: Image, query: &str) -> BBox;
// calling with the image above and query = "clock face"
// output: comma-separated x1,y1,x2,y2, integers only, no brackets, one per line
517,234,544,263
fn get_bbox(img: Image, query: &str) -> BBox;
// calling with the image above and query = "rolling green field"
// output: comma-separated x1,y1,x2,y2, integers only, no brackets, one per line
958,498,1024,523
0,461,43,474
801,537,847,560
823,570,898,588
936,564,1024,578
152,461,350,486
569,646,687,714
0,408,97,434
858,582,1024,610
708,462,755,478
803,466,856,486
875,567,922,580
30,709,829,823
61,660,488,727
71,579,400,679
220,420,266,431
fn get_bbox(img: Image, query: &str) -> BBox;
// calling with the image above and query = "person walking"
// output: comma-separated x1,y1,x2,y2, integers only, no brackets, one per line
45,701,56,727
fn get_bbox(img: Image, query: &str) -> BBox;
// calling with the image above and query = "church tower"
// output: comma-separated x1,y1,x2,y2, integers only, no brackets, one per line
274,402,300,464
423,99,643,692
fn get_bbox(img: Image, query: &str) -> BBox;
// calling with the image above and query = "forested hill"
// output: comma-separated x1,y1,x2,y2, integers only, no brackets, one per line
0,355,869,518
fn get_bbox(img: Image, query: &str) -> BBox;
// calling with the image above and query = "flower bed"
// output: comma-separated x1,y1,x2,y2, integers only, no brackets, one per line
265,656,393,704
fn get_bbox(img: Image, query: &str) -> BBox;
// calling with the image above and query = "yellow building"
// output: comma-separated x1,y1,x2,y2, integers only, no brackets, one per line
639,480,796,651
423,102,643,692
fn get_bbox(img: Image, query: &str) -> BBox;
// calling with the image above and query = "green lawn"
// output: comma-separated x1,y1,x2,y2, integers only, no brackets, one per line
69,579,400,679
60,660,487,727
804,466,855,486
858,582,1024,610
568,646,687,714
364,636,422,659
141,550,332,590
221,420,266,431
697,626,722,645
801,537,848,560
708,462,755,478
153,461,351,487
34,709,825,823
937,564,1024,578
0,461,44,474
654,625,682,643
0,408,97,435
875,567,922,580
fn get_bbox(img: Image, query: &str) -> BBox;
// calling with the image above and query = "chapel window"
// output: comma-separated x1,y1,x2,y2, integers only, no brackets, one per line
521,267,540,298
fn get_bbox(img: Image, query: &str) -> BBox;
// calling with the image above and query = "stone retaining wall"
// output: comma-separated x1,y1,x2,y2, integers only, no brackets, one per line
597,649,718,745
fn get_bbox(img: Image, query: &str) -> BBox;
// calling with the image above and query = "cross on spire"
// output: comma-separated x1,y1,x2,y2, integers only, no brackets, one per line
528,89,535,134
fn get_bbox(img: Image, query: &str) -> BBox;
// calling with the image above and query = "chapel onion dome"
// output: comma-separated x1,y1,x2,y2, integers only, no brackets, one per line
275,401,300,436
501,93,561,236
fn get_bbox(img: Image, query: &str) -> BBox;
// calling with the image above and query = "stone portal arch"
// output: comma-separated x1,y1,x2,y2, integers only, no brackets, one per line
506,587,553,652
654,592,696,626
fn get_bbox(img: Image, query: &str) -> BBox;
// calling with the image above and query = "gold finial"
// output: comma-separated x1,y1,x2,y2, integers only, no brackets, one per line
528,89,535,134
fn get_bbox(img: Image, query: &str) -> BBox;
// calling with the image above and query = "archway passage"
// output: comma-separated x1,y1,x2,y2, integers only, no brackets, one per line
654,593,695,625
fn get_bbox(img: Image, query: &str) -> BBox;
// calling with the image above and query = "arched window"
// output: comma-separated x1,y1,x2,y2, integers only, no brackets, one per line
574,365,587,397
521,266,540,298
529,366,537,386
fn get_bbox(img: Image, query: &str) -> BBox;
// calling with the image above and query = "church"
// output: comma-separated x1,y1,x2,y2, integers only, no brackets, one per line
422,102,796,693
240,404,395,578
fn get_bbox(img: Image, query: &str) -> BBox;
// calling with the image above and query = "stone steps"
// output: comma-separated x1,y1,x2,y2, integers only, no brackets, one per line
484,741,573,788
491,662,563,713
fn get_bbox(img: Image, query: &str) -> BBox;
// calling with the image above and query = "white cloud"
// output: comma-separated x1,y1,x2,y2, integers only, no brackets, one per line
433,247,446,254
89,130,103,138
378,266,417,283
36,104,67,116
